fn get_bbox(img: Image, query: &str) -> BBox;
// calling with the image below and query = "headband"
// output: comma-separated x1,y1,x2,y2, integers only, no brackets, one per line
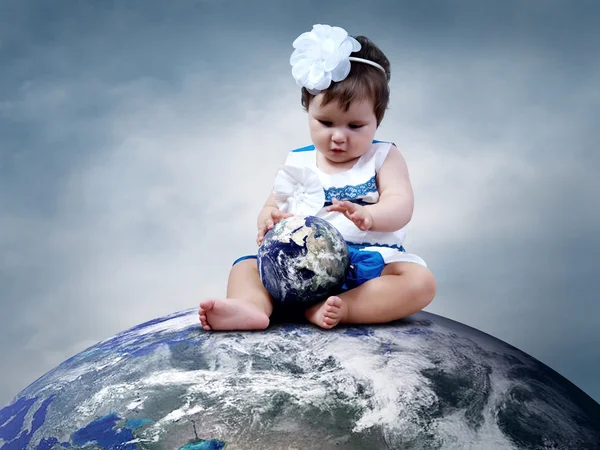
290,24,386,95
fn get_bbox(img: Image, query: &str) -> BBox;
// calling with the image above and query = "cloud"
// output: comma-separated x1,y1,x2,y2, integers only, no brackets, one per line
0,68,313,403
1,0,599,408
374,44,600,401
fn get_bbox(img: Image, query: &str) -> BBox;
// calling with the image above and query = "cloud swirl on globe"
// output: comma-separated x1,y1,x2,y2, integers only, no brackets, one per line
1,309,599,449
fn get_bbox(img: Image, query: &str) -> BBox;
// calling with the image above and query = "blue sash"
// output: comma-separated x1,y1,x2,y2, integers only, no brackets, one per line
341,245,385,291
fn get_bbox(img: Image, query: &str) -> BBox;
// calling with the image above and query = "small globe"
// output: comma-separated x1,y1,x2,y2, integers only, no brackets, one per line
258,215,350,306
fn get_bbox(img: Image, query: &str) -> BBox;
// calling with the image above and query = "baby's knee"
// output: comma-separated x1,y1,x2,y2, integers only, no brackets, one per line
409,267,437,306
389,263,436,306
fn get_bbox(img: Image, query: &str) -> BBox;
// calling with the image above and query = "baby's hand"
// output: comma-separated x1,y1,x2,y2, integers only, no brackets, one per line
257,207,293,245
327,199,373,231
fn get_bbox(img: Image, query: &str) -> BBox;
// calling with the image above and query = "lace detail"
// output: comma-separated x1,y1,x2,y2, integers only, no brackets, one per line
324,176,377,202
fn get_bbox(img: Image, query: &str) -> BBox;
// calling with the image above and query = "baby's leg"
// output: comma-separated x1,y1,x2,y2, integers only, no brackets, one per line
199,259,273,331
305,262,436,328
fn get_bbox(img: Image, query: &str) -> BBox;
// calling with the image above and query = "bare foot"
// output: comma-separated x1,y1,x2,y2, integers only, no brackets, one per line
198,298,270,331
305,296,345,329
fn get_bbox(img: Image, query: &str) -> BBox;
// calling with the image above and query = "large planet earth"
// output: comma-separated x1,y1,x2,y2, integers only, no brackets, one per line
1,308,599,449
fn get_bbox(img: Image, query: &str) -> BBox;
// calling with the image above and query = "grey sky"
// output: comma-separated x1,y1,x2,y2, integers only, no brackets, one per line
1,0,599,408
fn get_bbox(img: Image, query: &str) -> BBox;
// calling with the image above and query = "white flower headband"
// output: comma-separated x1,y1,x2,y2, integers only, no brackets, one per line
290,24,386,95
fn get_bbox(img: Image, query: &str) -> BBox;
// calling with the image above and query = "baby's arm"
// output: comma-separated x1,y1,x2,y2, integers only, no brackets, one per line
366,145,414,232
326,145,414,233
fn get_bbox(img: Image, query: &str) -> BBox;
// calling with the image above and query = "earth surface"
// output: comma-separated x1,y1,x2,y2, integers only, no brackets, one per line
1,308,599,450
258,215,349,306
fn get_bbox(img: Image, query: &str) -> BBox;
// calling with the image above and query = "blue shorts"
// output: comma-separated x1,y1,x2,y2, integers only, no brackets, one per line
232,245,385,292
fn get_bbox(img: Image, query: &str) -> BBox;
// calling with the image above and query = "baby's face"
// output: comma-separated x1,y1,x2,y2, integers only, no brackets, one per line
307,94,378,165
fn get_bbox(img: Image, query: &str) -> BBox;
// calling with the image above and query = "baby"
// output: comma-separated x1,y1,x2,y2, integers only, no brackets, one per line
199,24,436,331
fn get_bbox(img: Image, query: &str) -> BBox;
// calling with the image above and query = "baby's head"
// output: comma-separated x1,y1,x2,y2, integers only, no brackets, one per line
290,24,390,127
302,36,390,127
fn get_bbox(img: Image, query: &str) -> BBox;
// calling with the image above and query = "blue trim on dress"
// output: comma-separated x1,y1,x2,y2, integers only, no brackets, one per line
291,145,315,152
324,176,377,202
323,199,373,207
291,140,392,153
346,241,406,252
232,255,257,266
232,245,392,292
233,242,404,269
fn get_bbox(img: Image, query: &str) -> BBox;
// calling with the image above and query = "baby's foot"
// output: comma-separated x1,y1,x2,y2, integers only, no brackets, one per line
305,296,345,329
198,299,270,331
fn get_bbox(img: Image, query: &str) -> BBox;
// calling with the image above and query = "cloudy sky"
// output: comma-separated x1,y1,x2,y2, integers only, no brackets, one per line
1,0,599,408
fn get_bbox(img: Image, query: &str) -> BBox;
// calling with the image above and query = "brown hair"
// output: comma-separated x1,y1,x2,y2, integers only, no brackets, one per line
301,35,391,126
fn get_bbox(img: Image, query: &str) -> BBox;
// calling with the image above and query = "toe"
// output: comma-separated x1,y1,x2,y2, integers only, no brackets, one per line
330,296,343,307
199,299,216,311
199,313,211,330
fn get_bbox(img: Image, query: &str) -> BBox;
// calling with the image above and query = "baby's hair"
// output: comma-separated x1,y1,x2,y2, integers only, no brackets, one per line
301,35,391,126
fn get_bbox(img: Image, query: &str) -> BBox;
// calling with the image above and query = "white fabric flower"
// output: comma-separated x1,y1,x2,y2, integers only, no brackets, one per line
290,24,361,94
273,165,325,215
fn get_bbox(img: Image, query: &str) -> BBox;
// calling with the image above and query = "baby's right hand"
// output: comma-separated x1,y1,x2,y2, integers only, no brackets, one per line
257,207,293,245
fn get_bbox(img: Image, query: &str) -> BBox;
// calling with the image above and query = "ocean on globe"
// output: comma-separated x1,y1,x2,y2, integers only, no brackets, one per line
258,215,350,306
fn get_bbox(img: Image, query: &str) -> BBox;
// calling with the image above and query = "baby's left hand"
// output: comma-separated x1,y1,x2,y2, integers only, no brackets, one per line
327,199,373,231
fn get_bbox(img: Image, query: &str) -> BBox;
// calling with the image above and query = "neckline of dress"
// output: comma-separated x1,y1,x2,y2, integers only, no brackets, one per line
313,148,368,177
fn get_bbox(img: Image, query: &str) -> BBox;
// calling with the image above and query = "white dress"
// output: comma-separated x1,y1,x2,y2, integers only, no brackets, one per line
273,140,427,267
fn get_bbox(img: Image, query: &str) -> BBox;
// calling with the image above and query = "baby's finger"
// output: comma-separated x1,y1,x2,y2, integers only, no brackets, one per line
360,216,372,230
327,204,347,213
345,202,357,213
339,202,353,213
257,225,267,240
328,199,342,208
